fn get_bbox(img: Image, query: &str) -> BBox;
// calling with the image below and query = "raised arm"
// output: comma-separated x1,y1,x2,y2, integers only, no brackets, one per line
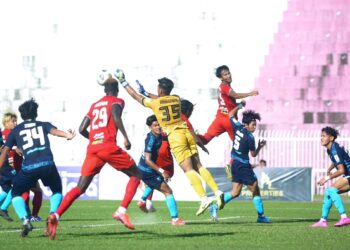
229,89,259,100
136,80,158,99
228,100,246,118
111,103,131,150
114,69,145,105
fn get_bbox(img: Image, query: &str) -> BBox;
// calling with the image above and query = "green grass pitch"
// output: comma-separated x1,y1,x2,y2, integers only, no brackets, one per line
0,199,349,249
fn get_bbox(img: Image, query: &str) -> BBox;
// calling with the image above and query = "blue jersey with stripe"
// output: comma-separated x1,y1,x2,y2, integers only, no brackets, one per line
4,120,56,171
138,132,162,173
327,142,350,176
230,117,256,164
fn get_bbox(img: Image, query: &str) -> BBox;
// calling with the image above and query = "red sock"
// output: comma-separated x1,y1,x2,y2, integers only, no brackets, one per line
120,176,140,209
56,187,81,217
32,191,42,217
22,191,30,207
147,191,153,201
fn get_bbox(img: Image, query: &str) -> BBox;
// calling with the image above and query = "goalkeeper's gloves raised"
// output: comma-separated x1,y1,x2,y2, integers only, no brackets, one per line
136,80,150,97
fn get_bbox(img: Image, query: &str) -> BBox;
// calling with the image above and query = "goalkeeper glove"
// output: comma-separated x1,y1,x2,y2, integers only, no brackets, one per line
136,80,150,97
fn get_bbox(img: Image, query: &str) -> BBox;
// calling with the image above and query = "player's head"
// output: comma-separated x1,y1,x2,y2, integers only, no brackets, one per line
146,115,161,135
19,98,38,120
259,159,267,167
242,110,261,132
181,99,194,118
321,126,339,147
215,65,232,84
2,112,17,129
157,77,174,96
104,82,119,96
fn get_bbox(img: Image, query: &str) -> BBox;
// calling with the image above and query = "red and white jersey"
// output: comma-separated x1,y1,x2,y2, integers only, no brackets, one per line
86,95,125,153
217,82,237,115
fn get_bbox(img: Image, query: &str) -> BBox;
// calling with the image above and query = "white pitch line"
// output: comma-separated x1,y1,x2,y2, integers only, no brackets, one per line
0,216,242,234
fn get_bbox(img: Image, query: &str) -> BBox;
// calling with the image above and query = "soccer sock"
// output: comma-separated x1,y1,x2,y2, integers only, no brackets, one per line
0,191,7,206
32,191,43,216
12,196,29,220
321,188,333,220
56,186,81,217
185,170,206,198
49,193,63,214
22,191,30,207
147,191,153,201
328,187,346,216
121,176,140,209
141,186,153,202
0,189,12,211
224,192,234,204
252,196,264,216
198,167,218,193
165,194,178,219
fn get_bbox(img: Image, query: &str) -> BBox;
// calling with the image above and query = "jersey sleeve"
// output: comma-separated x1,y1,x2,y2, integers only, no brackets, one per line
144,134,156,153
112,98,125,110
220,84,232,96
43,122,57,134
248,134,256,151
230,117,242,132
142,98,157,109
4,130,16,149
333,144,345,165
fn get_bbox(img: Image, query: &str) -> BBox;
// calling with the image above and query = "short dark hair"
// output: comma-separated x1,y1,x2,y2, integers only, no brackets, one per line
158,77,174,95
242,110,261,125
215,65,230,78
181,99,194,117
322,126,339,140
19,98,38,120
104,82,119,94
146,115,158,126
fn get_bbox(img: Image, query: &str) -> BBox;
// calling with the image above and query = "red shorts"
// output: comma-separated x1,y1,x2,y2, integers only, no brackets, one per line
201,113,234,144
81,147,135,176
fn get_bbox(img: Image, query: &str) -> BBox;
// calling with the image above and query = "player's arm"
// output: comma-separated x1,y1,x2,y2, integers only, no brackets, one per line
144,152,170,180
318,164,346,186
111,103,131,150
79,116,90,139
136,80,158,99
0,146,10,169
228,100,246,118
326,163,335,176
50,128,76,140
114,69,145,105
228,89,259,100
250,139,266,157
191,130,209,154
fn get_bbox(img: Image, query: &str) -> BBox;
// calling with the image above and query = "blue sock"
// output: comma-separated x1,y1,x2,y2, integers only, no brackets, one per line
253,196,264,216
50,193,63,214
224,192,234,204
12,196,29,220
321,188,333,219
0,191,8,206
165,194,178,218
141,186,153,201
0,189,12,211
328,187,346,215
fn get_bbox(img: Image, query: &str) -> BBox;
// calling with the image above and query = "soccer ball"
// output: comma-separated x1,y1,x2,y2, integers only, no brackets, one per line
96,69,119,85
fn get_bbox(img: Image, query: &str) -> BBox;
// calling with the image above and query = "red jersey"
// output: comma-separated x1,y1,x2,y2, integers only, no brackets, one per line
2,128,23,172
156,133,174,169
86,95,125,153
181,114,194,132
217,82,237,115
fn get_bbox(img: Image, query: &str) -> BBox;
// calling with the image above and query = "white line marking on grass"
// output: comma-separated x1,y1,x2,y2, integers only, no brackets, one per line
0,216,242,234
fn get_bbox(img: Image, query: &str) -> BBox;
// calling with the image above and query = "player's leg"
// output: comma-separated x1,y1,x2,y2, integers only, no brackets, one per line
247,181,271,223
222,115,234,141
312,188,333,227
191,153,225,210
198,116,226,145
328,178,350,227
0,188,14,221
158,181,185,226
138,182,153,213
11,171,36,237
30,182,43,221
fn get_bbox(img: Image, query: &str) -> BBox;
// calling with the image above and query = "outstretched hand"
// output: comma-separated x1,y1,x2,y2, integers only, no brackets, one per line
258,139,266,148
66,129,76,140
